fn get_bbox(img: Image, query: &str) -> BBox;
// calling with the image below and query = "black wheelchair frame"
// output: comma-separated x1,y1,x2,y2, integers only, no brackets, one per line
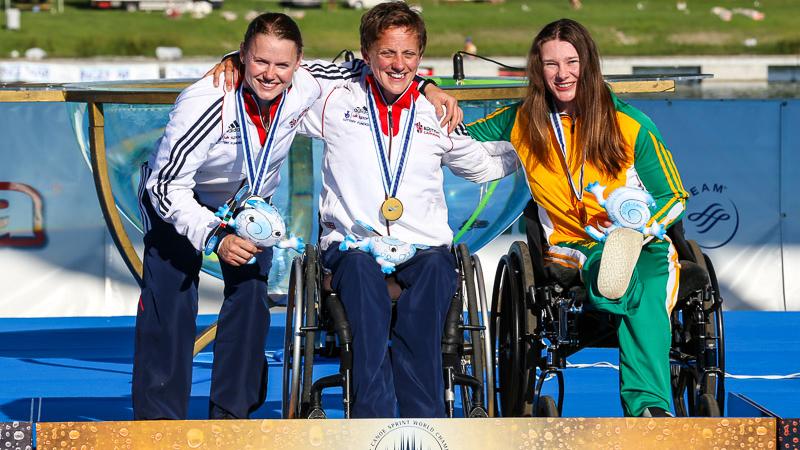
490,200,725,417
282,243,496,419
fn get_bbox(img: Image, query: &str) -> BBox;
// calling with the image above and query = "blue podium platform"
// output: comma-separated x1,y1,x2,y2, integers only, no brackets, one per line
0,311,797,422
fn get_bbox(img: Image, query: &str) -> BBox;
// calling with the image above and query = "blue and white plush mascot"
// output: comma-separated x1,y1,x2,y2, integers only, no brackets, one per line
211,196,304,263
339,221,429,274
584,182,666,242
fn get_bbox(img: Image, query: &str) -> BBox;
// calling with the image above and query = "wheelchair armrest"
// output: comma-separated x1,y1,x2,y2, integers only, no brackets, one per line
442,295,465,357
323,294,353,345
677,260,710,301
322,273,333,293
667,221,695,262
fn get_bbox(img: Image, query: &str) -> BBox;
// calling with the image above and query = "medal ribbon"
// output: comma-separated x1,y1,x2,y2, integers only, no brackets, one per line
365,81,416,199
235,85,287,196
549,101,589,225
548,101,586,202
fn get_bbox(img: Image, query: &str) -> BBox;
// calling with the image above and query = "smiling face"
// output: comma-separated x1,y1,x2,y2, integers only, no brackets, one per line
240,33,302,103
362,26,421,104
541,39,580,115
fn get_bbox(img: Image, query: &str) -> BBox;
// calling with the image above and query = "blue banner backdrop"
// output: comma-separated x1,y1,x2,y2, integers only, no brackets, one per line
1,99,798,315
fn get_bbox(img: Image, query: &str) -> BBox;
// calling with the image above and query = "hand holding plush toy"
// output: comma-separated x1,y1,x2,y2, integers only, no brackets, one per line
584,182,665,300
584,182,665,242
210,196,304,264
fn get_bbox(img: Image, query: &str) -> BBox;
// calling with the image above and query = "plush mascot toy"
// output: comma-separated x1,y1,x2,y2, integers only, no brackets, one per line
584,182,665,300
210,196,304,264
584,182,666,242
339,221,429,274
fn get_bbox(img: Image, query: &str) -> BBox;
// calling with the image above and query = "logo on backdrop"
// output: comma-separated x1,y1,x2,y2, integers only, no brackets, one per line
370,420,448,450
685,182,738,249
0,181,47,248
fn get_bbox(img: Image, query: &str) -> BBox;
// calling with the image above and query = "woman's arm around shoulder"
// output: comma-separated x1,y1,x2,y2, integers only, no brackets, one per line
441,121,519,183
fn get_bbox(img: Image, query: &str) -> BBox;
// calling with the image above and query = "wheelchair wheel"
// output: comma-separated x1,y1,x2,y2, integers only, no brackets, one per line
689,242,725,405
703,253,726,406
282,246,322,419
671,240,725,417
491,241,537,417
456,244,487,413
300,245,320,415
282,256,304,418
471,254,496,417
536,395,559,418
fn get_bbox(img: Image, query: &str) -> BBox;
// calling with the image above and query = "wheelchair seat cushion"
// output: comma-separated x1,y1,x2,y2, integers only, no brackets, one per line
676,260,710,302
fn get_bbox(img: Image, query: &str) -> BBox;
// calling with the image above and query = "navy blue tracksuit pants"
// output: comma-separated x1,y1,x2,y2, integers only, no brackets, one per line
322,245,457,418
132,193,272,420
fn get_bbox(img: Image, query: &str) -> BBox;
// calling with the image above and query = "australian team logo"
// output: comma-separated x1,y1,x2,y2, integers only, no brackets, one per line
685,182,739,249
370,420,448,450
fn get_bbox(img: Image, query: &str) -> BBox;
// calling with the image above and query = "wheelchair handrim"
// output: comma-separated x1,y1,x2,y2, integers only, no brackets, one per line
282,257,303,419
472,254,496,417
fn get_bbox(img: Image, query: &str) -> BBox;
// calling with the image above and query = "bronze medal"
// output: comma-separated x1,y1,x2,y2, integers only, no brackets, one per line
381,197,404,221
577,200,588,227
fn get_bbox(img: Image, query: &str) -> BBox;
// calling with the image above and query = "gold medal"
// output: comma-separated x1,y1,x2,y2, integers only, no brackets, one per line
381,197,404,221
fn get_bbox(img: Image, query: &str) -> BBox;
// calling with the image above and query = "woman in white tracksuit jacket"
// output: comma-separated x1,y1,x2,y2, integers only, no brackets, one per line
134,12,458,420
134,12,329,421
299,3,519,418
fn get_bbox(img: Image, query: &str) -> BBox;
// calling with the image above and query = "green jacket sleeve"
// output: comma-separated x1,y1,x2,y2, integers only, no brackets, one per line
465,103,520,143
614,93,687,231
632,125,688,230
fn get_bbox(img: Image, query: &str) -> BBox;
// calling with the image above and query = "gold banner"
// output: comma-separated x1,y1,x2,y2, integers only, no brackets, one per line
0,79,675,105
37,417,775,449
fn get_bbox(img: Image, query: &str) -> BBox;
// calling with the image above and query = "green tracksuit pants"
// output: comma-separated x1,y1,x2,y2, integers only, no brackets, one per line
554,238,679,416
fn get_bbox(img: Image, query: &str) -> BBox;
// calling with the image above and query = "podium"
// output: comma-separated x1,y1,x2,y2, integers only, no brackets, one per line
36,417,777,449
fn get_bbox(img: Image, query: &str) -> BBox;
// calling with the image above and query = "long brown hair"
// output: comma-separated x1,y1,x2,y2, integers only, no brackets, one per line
518,19,627,177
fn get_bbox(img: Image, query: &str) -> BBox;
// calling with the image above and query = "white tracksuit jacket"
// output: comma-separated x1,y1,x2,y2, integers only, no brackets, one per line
299,74,519,250
143,60,365,251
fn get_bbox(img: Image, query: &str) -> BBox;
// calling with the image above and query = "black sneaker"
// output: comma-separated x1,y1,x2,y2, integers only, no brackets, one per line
639,406,674,417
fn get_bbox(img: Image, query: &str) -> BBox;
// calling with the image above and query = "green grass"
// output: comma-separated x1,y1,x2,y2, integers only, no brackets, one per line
2,0,799,58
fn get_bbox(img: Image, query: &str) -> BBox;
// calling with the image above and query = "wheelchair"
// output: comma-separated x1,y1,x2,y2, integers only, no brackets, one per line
490,200,725,417
282,243,496,419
